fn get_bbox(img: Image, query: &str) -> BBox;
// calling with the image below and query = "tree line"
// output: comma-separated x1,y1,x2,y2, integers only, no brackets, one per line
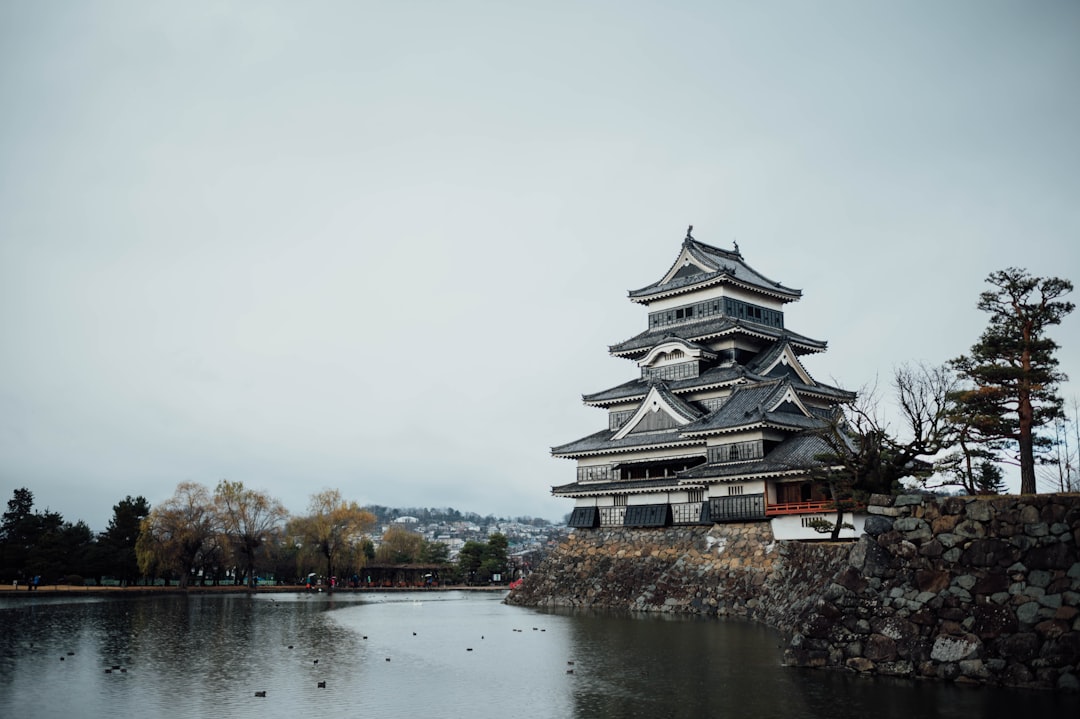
0,483,509,588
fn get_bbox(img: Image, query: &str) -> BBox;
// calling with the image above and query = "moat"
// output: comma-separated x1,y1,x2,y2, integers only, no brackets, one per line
2,591,1076,718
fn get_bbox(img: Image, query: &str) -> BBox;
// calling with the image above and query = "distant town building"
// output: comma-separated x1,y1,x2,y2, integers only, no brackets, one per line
551,228,863,540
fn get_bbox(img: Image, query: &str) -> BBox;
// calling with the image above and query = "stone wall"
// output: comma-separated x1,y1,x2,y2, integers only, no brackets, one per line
506,522,850,630
509,494,1080,690
784,494,1080,691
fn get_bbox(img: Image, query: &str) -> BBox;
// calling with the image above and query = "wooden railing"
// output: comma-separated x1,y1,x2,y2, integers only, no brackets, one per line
765,500,863,517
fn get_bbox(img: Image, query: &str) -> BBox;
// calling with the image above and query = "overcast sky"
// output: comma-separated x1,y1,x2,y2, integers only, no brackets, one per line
2,1,1078,532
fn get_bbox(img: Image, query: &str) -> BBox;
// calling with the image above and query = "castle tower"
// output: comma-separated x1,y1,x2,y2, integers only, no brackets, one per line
551,228,863,539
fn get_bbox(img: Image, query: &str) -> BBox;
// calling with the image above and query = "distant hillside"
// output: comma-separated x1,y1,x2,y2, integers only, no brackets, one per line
363,505,559,528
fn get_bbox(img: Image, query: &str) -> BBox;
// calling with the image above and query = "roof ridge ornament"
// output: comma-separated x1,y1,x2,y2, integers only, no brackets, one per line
685,224,694,243
733,239,740,255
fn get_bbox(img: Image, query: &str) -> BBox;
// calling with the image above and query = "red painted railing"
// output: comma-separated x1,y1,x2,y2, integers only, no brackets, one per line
765,500,863,517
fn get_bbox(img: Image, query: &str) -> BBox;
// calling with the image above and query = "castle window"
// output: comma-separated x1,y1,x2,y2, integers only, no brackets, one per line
648,298,783,330
642,361,699,381
577,465,614,482
708,440,764,464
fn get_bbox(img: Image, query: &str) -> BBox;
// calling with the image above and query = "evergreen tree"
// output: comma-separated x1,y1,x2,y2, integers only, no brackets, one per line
973,460,1007,495
99,495,151,585
951,268,1074,494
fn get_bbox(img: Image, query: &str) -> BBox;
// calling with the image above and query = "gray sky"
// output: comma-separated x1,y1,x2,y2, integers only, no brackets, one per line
2,1,1078,532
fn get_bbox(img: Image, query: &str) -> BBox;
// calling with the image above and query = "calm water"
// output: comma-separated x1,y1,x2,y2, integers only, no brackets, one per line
1,591,1076,719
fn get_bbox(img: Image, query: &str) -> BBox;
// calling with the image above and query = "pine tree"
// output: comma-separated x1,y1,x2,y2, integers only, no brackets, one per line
973,460,1006,495
951,268,1074,494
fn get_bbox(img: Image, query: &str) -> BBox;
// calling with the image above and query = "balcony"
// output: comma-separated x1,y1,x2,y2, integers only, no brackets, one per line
765,500,863,517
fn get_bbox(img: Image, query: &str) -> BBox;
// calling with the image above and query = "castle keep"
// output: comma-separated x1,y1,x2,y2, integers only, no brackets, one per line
551,228,862,540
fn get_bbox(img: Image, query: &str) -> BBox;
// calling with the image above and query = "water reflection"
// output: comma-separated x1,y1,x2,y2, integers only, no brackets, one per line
0,592,1076,719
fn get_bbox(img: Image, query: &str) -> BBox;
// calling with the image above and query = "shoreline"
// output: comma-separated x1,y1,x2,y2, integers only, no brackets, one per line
0,584,509,598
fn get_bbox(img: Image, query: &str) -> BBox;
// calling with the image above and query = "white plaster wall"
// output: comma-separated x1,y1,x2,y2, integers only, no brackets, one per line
770,512,866,541
707,479,765,497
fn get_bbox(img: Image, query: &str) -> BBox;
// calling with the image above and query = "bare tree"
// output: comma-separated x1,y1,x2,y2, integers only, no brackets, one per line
1039,398,1079,493
813,363,959,538
214,480,288,588
136,482,216,588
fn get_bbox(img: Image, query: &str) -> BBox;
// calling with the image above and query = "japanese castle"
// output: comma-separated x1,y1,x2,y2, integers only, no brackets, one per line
552,228,864,540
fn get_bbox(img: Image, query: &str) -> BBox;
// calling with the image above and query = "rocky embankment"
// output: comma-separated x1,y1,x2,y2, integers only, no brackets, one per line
508,494,1080,690
785,493,1080,691
506,522,850,630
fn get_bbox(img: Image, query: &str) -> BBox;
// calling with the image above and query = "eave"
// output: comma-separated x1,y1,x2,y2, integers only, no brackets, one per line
628,273,802,306
551,438,704,460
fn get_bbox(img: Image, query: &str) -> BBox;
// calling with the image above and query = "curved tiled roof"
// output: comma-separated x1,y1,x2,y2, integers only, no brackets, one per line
550,427,704,458
608,316,826,357
628,237,801,303
582,364,747,405
677,433,841,480
551,476,688,496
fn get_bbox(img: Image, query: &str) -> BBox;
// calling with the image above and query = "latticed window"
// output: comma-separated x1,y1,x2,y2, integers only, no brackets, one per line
698,396,729,413
648,297,783,330
598,506,626,527
708,440,764,463
609,409,635,431
577,465,614,482
642,362,699,381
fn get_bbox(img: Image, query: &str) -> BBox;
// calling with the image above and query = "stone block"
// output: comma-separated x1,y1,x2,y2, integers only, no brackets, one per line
931,515,962,533
971,571,1009,596
959,659,990,679
876,660,914,677
845,657,875,672
1024,523,1050,538
1019,505,1040,523
895,518,932,541
1033,619,1069,639
867,505,905,517
1027,543,1076,570
863,515,895,535
966,502,993,522
954,520,987,540
920,539,944,558
914,570,950,594
961,538,1017,568
971,603,1017,638
1037,593,1063,609
942,496,966,515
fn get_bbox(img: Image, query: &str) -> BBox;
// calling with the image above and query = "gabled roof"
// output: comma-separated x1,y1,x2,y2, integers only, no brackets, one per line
611,382,704,440
608,316,826,358
638,336,717,367
744,339,856,401
679,378,826,436
747,340,815,384
628,234,802,304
